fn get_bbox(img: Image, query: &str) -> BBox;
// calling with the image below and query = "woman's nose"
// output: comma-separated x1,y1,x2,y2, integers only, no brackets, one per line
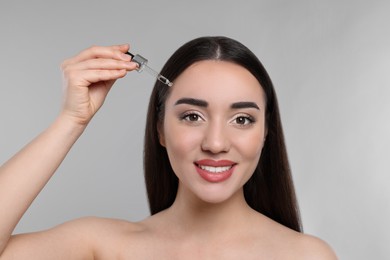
201,122,230,154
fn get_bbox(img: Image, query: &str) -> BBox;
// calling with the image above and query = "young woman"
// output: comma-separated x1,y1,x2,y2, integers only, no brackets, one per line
0,37,337,259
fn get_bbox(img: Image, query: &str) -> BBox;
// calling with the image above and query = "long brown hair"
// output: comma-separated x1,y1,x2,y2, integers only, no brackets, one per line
144,36,302,232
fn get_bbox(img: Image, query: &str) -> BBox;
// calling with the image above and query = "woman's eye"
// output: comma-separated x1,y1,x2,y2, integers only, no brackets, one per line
234,116,254,125
182,113,202,122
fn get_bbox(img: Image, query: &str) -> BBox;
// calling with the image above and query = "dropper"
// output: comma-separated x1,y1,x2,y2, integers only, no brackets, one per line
126,52,173,87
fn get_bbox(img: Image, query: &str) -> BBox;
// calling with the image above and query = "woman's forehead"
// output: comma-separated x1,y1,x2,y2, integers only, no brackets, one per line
168,60,266,105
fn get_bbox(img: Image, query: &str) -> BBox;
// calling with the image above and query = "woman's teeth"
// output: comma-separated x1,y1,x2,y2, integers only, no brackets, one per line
199,165,232,173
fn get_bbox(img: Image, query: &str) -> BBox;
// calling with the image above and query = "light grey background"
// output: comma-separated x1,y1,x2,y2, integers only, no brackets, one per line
1,1,389,259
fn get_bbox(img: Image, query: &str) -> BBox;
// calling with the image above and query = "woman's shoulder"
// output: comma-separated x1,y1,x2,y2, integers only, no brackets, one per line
62,216,151,257
67,216,150,241
59,216,146,234
1,216,147,259
294,233,338,259
253,215,338,259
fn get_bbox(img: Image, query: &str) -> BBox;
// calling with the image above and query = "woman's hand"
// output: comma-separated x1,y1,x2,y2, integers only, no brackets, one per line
60,44,138,126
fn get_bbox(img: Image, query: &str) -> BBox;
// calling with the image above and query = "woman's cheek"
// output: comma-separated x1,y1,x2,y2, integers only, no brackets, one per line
234,130,264,160
168,127,202,155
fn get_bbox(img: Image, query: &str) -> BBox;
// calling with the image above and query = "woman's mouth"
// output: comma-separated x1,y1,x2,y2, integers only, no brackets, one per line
194,159,236,183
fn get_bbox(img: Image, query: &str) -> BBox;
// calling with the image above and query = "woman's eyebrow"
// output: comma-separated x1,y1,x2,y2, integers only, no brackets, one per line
231,101,260,110
174,98,208,107
174,98,260,110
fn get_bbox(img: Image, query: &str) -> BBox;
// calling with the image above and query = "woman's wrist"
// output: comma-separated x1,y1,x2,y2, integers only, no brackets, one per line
55,112,89,139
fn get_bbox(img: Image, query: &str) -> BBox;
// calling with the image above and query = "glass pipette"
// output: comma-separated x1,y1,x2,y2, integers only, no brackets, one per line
126,52,173,87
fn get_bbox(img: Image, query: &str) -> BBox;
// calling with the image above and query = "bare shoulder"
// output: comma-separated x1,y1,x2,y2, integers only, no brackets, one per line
64,216,147,246
70,217,150,258
1,217,145,260
294,233,338,260
64,216,144,233
251,214,338,259
272,226,338,259
36,216,145,241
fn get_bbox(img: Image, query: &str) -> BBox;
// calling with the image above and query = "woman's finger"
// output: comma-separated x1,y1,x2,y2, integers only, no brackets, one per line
68,69,128,86
62,44,131,68
64,58,138,72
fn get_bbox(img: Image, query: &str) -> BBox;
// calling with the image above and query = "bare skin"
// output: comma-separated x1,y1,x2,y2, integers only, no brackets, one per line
0,45,337,259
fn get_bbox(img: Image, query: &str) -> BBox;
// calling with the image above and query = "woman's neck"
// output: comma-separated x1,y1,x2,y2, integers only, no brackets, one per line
162,184,257,238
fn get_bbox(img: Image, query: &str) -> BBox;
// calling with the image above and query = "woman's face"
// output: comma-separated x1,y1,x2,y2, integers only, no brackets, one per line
160,60,267,204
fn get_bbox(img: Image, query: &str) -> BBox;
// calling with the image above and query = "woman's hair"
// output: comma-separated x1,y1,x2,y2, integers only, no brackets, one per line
144,36,302,232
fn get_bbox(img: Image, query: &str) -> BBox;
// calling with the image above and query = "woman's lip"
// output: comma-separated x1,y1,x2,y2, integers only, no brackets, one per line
194,159,236,167
195,164,236,183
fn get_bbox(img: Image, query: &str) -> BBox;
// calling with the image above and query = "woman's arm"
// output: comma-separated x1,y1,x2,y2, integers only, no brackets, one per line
0,44,137,258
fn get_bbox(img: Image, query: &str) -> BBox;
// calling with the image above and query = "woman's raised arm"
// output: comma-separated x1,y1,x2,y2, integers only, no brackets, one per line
0,44,137,259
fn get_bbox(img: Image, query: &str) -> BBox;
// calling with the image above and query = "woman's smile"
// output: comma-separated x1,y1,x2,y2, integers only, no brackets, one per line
194,159,237,183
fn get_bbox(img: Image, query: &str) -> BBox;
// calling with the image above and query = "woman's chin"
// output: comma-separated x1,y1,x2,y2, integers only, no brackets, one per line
192,187,243,206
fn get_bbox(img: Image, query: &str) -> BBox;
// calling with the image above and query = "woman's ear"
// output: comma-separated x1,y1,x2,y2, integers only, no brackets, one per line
263,125,268,143
157,121,166,147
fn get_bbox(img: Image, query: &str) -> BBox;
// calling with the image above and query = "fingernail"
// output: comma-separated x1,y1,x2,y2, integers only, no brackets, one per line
130,61,140,69
120,52,132,61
